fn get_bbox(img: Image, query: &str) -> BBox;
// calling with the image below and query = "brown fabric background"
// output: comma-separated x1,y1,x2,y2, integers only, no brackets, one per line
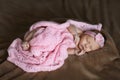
0,0,120,80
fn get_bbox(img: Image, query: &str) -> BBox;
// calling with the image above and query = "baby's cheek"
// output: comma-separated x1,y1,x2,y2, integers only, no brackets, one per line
93,42,100,50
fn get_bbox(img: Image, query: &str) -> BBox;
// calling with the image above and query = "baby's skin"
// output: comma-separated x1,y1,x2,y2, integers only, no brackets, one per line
21,26,46,51
7,20,104,72
22,25,100,56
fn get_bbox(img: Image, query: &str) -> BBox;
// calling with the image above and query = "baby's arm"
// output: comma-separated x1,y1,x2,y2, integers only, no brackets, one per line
67,24,83,35
67,48,75,55
67,20,102,31
67,25,82,46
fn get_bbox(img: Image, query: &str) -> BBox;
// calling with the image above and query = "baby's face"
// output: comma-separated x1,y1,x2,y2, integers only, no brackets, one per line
79,34,100,52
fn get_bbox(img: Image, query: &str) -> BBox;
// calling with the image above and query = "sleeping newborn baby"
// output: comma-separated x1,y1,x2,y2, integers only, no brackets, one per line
22,20,104,56
7,20,105,72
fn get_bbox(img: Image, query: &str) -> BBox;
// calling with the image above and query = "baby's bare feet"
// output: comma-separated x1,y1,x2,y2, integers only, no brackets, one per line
21,41,30,51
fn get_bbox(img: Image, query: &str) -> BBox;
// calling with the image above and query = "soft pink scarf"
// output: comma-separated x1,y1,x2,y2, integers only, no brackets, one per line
7,20,102,72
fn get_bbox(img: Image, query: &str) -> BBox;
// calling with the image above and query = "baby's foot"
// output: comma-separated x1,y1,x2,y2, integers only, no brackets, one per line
21,41,30,51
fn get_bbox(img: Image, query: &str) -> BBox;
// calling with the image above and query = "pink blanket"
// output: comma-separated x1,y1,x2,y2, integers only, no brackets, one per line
7,20,101,72
7,21,76,72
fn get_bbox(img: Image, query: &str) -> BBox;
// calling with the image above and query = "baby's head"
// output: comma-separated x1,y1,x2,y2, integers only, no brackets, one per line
78,30,105,53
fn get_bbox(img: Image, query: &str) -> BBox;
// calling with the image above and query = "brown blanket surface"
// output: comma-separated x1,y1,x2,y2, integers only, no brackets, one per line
0,0,120,80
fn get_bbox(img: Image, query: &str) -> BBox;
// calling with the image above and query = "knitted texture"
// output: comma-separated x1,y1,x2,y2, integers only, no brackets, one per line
7,20,102,72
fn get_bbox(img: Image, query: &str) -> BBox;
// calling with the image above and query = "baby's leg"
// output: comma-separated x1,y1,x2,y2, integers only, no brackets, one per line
22,26,46,51
22,30,36,51
24,26,47,41
24,30,36,41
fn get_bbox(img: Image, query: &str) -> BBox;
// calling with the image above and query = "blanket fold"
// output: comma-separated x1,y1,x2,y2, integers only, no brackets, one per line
7,21,75,72
7,20,102,72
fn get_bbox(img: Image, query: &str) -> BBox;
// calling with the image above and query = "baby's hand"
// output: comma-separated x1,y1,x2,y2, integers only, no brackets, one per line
21,41,30,51
75,50,85,56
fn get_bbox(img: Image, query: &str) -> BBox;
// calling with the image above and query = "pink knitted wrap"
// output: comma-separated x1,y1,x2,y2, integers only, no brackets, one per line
7,20,103,72
7,21,76,72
